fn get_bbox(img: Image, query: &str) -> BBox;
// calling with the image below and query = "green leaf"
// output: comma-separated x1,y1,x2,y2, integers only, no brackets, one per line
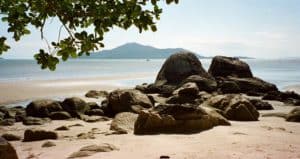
0,0,179,70
150,25,157,32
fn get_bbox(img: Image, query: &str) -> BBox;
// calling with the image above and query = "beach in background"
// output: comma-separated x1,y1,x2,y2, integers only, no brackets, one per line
1,58,300,105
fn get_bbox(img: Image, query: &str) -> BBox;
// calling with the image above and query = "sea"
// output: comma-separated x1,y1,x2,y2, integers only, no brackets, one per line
0,58,300,90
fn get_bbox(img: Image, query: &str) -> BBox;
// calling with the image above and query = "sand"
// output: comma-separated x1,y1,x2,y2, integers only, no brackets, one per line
1,77,300,159
0,73,154,105
1,101,299,159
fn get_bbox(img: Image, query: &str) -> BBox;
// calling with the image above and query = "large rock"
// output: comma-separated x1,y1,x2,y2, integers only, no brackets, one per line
206,94,259,121
110,112,138,134
226,77,278,94
155,52,211,86
286,107,300,122
23,129,58,142
0,137,18,159
62,97,89,119
107,89,153,115
208,56,253,78
134,104,230,134
26,99,62,118
225,96,260,121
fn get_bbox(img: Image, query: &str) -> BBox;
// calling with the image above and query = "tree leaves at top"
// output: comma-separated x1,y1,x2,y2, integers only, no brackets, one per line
0,0,178,70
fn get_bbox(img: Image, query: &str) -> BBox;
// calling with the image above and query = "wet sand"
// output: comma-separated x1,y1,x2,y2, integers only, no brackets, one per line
0,73,154,105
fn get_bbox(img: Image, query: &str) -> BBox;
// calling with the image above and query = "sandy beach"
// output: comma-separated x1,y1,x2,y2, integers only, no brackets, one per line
1,1,300,158
0,101,299,159
0,75,300,159
0,67,300,159
0,73,155,105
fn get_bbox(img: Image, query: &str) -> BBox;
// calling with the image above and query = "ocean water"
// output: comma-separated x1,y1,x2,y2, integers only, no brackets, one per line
0,58,300,89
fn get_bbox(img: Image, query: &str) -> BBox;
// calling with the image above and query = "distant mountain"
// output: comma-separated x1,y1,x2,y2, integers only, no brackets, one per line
81,42,204,59
202,56,254,59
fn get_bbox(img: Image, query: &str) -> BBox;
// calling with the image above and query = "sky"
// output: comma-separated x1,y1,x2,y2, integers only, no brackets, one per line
1,0,300,59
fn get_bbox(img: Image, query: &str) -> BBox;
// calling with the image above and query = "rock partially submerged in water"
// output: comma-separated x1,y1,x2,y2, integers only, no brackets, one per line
134,104,230,135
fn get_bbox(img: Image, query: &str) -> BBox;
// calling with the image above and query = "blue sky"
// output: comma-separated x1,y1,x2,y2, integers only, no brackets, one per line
1,0,300,59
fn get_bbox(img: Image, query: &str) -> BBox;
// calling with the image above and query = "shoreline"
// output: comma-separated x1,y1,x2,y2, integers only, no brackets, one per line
0,73,299,106
0,73,155,105
283,84,300,94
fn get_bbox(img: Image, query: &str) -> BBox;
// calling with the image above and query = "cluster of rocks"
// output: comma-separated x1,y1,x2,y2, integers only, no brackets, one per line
132,52,299,130
104,52,300,134
0,97,108,127
1,51,300,158
2,52,299,133
0,106,26,126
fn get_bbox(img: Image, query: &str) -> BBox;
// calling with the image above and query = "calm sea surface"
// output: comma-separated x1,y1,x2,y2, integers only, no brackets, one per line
0,58,299,89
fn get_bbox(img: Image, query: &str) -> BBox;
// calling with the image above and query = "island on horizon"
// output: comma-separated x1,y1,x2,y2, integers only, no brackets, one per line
80,42,254,60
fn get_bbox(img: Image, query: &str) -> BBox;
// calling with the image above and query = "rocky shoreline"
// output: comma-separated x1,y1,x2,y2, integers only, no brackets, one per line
1,52,300,159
